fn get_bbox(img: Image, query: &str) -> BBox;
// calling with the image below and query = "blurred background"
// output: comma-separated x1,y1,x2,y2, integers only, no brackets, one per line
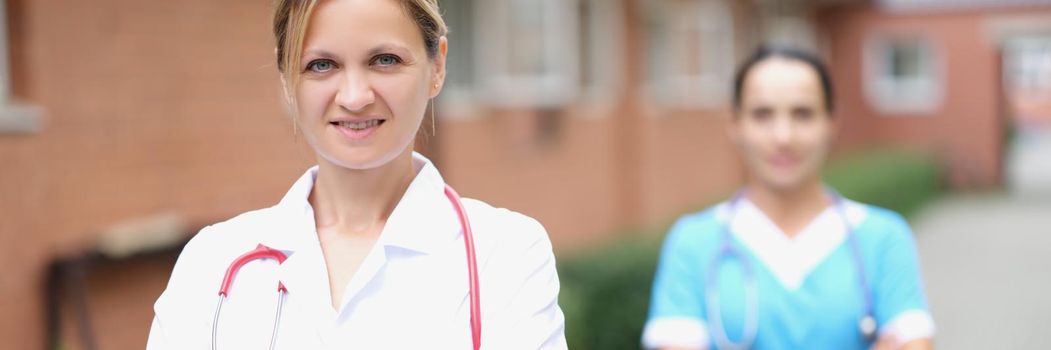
2,0,1050,349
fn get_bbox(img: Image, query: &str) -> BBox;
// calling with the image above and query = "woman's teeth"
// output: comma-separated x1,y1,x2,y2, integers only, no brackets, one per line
336,120,383,130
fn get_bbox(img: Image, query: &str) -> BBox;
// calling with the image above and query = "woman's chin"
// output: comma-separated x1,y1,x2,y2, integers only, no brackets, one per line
318,150,390,170
756,170,812,192
315,141,413,171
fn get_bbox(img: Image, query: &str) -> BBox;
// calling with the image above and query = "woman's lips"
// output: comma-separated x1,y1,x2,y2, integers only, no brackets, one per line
330,119,386,140
768,153,800,169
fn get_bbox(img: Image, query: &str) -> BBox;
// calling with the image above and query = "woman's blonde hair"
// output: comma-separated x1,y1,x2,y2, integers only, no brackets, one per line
272,0,448,102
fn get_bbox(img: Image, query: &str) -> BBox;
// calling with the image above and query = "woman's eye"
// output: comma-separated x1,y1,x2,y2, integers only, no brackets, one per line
305,59,335,73
750,108,773,121
792,107,815,121
373,54,402,67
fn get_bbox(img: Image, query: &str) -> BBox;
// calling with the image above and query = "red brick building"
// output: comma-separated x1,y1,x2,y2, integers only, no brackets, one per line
2,0,1048,348
818,0,1051,188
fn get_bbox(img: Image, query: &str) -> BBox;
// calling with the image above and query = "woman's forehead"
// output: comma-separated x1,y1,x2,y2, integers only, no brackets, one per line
304,0,424,53
743,58,824,103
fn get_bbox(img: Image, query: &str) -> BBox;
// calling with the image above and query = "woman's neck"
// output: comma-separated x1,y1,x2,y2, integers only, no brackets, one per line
309,149,417,238
745,178,830,239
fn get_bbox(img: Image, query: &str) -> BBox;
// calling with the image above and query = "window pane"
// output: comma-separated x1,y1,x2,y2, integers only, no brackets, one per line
579,0,593,87
507,0,547,76
443,0,475,88
645,5,670,83
889,41,925,79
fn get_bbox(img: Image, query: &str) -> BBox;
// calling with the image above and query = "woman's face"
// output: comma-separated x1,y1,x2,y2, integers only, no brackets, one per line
730,57,835,192
292,0,446,170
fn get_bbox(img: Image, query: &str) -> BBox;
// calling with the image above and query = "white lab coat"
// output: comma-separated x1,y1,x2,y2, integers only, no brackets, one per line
146,153,568,349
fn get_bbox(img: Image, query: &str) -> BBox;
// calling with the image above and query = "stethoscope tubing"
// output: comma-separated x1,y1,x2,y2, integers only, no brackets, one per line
706,188,876,349
446,185,482,350
209,184,481,350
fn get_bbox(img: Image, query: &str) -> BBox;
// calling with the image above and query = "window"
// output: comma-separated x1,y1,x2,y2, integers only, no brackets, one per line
864,34,944,115
1006,36,1051,93
438,0,476,116
577,0,625,110
645,0,735,110
440,0,582,113
476,0,579,108
0,0,42,134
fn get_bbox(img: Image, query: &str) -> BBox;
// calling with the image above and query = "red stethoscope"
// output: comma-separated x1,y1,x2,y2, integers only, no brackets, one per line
210,185,481,350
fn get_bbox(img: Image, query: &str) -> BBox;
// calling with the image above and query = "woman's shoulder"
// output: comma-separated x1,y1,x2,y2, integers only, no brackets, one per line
456,197,557,279
849,201,912,236
459,197,548,246
860,204,908,227
166,204,298,289
183,206,287,252
845,200,916,250
663,204,727,248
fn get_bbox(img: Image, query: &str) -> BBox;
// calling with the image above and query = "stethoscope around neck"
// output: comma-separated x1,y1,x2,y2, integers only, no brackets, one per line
209,185,482,350
705,189,877,349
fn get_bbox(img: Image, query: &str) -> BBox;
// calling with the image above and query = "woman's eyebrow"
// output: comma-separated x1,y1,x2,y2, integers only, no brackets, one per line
303,48,338,59
366,44,412,58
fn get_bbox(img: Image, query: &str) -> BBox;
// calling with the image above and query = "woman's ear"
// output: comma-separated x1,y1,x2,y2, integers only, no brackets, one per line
430,36,449,98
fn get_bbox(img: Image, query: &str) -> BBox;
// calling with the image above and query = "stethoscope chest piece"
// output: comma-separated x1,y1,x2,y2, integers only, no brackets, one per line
860,314,877,341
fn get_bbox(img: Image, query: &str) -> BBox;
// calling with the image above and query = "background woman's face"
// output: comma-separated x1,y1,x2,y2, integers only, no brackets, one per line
731,57,835,192
293,0,444,170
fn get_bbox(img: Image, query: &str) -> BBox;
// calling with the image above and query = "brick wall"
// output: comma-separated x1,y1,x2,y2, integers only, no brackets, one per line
815,4,1051,187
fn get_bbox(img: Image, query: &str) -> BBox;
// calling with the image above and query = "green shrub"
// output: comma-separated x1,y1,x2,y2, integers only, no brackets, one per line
824,149,944,219
559,234,662,350
557,149,944,349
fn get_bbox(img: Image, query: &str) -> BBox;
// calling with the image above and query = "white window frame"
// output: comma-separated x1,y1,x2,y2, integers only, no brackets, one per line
434,0,479,119
644,0,735,111
0,0,42,134
863,33,944,115
1005,36,1051,93
577,0,625,114
475,0,579,109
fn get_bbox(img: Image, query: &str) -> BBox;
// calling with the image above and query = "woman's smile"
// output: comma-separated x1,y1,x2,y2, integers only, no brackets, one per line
329,117,387,140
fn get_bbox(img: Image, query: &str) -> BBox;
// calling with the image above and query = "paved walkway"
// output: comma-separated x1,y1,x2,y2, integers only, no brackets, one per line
913,126,1051,349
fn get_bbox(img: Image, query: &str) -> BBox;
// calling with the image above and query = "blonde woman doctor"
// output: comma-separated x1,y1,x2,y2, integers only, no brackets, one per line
145,0,567,348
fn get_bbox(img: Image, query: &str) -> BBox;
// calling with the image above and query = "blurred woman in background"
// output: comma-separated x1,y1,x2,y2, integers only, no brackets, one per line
642,46,935,350
146,0,566,348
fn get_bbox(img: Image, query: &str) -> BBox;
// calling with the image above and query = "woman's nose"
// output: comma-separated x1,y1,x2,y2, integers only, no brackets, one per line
335,70,375,112
772,115,795,144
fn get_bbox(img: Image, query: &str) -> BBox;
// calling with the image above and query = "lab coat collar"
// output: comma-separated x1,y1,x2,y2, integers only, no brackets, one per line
271,152,461,255
377,154,462,254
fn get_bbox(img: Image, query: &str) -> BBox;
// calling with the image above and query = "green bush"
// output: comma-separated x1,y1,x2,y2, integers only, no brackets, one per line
559,234,663,349
824,149,944,219
557,149,944,350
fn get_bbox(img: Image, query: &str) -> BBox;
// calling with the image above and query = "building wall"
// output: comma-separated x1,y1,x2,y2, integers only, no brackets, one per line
1,0,313,348
817,4,1051,188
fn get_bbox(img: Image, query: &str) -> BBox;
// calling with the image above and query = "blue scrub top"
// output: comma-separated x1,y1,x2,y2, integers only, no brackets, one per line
643,197,933,349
